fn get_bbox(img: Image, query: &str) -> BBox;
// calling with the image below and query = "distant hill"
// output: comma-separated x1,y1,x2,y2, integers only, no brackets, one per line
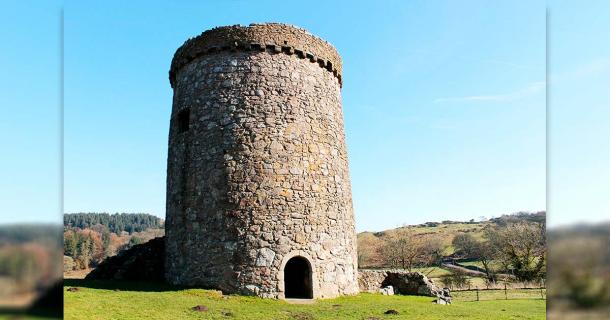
489,211,546,226
64,213,164,234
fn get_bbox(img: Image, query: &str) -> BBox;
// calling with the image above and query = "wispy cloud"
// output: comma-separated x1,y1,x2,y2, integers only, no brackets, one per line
434,81,546,103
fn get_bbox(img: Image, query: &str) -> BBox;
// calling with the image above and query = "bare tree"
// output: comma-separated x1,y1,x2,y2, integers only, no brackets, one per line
380,229,445,272
472,239,498,282
453,232,497,281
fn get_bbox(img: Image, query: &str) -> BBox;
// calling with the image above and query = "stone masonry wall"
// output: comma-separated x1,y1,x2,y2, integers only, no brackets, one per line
165,23,358,299
169,23,343,88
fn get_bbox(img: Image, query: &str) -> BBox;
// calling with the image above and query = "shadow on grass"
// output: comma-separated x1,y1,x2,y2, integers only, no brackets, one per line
64,279,191,292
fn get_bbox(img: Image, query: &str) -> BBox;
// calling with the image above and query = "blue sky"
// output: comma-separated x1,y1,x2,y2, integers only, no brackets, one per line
2,1,604,231
548,1,610,227
62,0,546,232
0,1,61,224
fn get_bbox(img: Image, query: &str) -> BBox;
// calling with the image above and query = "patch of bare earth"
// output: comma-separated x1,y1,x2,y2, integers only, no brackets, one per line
64,268,93,279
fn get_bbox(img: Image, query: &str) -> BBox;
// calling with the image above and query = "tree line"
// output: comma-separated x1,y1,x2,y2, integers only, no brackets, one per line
64,213,163,234
63,213,164,271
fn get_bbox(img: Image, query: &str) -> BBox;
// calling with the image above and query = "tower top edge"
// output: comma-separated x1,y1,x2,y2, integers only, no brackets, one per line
169,23,343,87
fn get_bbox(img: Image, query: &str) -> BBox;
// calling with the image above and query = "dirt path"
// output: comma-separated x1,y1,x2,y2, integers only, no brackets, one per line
441,263,487,276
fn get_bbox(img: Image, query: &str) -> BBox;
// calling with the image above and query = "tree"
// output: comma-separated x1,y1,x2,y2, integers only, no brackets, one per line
452,233,478,258
379,229,444,271
127,236,144,249
63,231,77,257
102,229,112,257
419,236,445,267
486,222,546,282
76,237,92,269
471,238,497,282
63,255,75,272
380,229,421,271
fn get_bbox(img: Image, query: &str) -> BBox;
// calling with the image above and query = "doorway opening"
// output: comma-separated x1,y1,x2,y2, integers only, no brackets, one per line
284,256,313,299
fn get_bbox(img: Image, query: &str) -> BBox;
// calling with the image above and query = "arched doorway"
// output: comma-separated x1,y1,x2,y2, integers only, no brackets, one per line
284,256,313,299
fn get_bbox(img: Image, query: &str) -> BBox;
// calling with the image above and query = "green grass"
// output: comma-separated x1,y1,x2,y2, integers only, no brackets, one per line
458,260,504,271
411,267,452,278
457,261,485,268
452,289,546,302
64,280,546,320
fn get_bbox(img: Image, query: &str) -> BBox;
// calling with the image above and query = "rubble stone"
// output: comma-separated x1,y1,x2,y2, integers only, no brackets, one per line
358,269,451,303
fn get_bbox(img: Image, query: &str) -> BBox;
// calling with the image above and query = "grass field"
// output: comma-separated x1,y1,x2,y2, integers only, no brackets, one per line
452,289,546,301
64,280,546,320
410,267,452,278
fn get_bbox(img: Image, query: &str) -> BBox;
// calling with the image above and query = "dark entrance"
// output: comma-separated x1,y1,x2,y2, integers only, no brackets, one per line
284,256,313,299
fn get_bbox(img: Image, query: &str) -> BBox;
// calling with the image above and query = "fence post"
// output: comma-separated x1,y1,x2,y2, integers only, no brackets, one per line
476,287,479,302
504,283,508,300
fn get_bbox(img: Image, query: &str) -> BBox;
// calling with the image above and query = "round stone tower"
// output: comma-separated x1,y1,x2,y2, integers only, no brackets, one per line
165,23,358,299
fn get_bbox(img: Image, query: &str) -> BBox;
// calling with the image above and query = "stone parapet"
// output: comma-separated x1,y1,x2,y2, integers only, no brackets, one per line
169,23,343,88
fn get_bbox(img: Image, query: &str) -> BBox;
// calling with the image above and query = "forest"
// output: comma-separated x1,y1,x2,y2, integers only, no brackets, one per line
63,213,164,272
64,213,164,234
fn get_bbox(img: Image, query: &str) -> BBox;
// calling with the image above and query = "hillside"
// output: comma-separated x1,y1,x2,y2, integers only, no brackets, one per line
358,221,487,268
357,212,545,269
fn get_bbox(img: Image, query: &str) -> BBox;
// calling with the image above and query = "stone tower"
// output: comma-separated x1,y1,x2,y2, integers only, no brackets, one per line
165,23,358,299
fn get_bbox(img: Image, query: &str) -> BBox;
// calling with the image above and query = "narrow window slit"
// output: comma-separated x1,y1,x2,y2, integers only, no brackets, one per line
178,108,190,133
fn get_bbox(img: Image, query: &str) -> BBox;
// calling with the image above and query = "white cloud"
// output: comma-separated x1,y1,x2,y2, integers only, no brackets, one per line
434,81,546,103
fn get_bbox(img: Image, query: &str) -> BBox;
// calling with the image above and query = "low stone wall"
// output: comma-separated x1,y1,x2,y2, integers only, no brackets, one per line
358,269,451,303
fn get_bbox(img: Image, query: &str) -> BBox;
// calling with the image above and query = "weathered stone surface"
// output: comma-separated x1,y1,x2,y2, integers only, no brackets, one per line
165,23,358,299
358,269,451,303
86,237,164,281
255,248,276,267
